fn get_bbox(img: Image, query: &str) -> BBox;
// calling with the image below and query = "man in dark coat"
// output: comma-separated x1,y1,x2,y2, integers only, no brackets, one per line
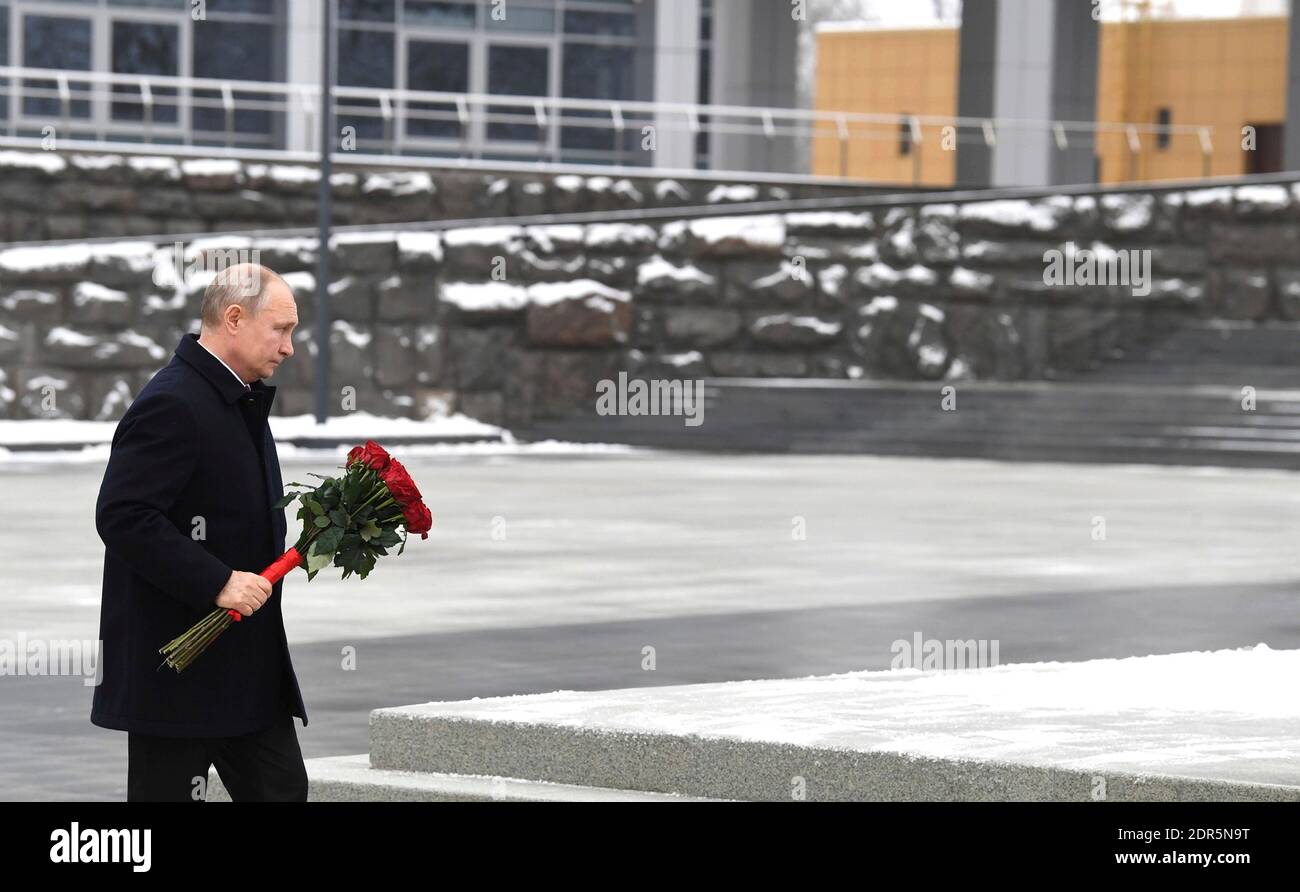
91,262,309,801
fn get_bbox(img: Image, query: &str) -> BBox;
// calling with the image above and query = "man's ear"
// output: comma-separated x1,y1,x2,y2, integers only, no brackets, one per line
222,303,243,334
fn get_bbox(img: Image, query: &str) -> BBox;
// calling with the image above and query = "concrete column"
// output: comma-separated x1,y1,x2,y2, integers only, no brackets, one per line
1047,0,1101,184
1284,0,1300,169
957,0,1098,187
652,0,700,169
285,0,324,153
708,0,799,173
955,0,997,187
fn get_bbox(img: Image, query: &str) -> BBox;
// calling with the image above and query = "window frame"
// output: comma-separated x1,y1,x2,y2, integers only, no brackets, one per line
5,0,278,145
337,0,645,162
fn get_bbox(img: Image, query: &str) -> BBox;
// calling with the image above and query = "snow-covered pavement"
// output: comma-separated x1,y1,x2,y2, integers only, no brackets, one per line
5,451,1300,646
0,411,505,451
3,450,1300,799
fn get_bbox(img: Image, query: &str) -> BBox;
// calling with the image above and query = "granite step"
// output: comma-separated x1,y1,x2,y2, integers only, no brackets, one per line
360,648,1300,802
206,753,729,802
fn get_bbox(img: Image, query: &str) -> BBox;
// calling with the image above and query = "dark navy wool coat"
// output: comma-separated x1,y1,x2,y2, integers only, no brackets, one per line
91,332,308,737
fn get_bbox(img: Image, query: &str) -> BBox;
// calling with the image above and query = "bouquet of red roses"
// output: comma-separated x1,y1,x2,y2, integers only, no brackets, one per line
158,440,432,672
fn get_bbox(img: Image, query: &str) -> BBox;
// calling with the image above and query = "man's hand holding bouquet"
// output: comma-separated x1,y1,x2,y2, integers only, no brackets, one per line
158,440,431,672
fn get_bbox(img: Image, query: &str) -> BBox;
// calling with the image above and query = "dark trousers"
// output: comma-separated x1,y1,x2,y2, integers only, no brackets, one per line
127,714,308,802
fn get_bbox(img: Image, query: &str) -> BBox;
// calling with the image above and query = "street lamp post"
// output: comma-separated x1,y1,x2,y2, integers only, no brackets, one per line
314,0,335,426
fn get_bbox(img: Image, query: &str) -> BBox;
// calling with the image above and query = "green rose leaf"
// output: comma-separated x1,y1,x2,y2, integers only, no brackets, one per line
312,524,346,556
343,473,364,506
319,488,339,512
334,535,364,575
314,515,331,528
272,492,298,510
372,529,401,548
358,548,377,579
329,508,350,528
305,544,333,576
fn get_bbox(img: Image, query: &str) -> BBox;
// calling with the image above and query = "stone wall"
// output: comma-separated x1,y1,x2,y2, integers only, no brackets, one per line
0,148,872,242
0,178,1295,427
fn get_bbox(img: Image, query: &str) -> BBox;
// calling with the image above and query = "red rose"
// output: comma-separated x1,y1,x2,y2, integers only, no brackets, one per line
347,440,390,472
379,457,422,508
402,500,432,539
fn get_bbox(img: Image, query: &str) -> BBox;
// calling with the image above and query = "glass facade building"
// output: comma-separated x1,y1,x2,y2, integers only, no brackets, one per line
0,0,281,145
0,0,796,171
332,0,652,162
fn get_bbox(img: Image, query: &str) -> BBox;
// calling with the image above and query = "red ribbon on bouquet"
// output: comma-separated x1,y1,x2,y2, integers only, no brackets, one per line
226,547,303,622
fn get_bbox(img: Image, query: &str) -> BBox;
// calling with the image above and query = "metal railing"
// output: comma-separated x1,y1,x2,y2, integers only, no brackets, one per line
0,64,1217,183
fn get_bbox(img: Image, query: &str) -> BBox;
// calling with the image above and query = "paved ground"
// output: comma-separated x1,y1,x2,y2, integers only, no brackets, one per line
2,449,1299,800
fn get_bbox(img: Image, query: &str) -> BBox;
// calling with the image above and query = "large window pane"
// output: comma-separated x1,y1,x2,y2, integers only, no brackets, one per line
107,0,274,12
563,10,635,37
22,15,93,118
203,0,275,12
562,43,635,100
406,40,468,139
193,21,274,134
337,28,394,89
337,28,395,141
0,5,9,120
697,45,711,165
339,0,395,22
485,5,554,33
194,20,273,78
111,20,180,123
107,0,187,9
405,0,474,28
487,44,548,142
560,42,634,151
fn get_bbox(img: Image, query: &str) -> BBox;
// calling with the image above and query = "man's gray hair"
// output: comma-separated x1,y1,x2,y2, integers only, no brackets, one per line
200,263,291,329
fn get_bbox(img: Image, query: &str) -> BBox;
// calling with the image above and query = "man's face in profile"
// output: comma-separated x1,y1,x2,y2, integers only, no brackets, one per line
235,280,298,381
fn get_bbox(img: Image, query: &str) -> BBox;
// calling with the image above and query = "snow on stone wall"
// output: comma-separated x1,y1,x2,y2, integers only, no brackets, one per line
1,172,1293,425
0,146,850,243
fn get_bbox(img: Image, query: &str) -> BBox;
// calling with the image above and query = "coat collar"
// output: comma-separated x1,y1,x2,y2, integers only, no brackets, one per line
175,332,276,408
